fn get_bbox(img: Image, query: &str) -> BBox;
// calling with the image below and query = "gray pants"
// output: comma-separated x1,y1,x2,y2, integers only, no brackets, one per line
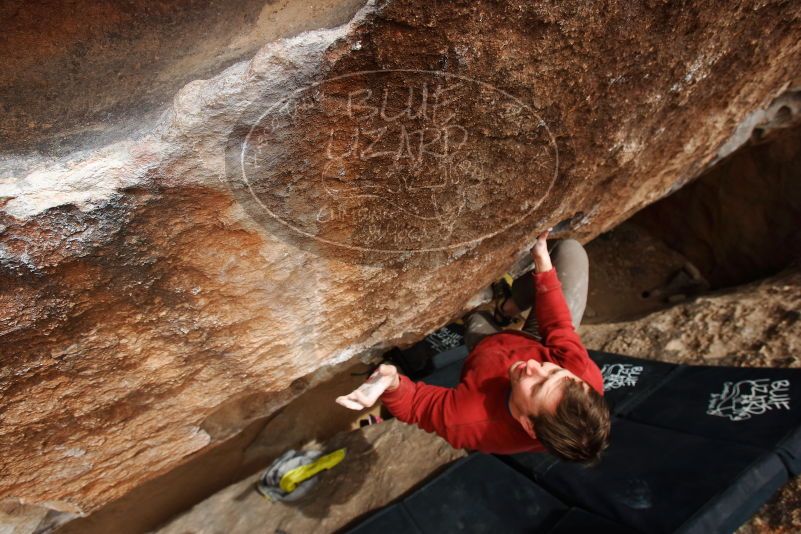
464,239,589,351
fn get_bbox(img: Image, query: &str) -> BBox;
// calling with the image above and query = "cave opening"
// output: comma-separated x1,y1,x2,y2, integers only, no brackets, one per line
584,119,801,324
632,121,801,291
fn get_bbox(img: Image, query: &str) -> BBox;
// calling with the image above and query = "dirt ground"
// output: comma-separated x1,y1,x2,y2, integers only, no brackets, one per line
155,420,465,533
583,221,701,324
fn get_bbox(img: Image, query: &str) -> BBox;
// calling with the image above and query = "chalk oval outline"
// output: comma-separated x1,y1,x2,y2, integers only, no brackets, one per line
239,69,558,253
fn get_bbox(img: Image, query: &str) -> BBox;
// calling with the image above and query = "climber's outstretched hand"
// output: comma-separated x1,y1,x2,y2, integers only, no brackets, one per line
530,227,553,273
336,364,400,411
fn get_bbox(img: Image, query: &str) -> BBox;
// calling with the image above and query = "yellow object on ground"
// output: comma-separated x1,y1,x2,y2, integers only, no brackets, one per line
279,448,347,494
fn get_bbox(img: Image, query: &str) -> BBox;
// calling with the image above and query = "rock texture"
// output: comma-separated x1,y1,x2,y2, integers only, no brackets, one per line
0,0,368,156
1,0,801,527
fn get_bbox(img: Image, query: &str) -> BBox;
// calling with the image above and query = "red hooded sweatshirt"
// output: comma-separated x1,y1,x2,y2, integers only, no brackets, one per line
380,268,604,454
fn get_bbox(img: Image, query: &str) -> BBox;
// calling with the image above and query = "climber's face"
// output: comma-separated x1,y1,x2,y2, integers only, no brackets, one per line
508,359,582,417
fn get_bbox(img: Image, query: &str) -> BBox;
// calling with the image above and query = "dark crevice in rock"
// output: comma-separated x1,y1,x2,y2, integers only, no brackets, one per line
581,111,801,326
631,120,801,291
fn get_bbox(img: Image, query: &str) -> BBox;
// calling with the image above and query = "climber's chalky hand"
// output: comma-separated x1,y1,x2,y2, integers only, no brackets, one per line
530,227,554,273
336,364,399,411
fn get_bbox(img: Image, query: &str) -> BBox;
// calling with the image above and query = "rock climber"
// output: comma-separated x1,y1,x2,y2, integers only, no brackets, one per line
337,229,610,464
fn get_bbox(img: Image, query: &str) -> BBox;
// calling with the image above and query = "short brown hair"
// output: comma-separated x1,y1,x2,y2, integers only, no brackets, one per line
531,379,611,465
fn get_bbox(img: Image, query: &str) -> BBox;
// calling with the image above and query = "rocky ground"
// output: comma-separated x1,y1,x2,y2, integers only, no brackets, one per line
581,264,801,371
155,419,465,533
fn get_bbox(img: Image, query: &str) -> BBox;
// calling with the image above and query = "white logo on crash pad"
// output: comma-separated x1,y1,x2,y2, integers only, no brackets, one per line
426,327,463,352
601,363,643,391
707,379,791,421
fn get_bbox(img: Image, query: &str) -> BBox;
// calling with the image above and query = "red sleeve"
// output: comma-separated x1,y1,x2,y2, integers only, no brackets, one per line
379,375,466,444
533,269,603,394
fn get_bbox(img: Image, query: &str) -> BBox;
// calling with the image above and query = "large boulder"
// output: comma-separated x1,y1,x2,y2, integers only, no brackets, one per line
1,0,800,525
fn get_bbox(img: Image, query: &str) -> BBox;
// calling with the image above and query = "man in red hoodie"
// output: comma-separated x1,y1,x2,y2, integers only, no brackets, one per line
337,230,610,464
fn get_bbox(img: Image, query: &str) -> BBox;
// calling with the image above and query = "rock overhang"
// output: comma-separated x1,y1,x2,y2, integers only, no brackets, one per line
1,0,800,525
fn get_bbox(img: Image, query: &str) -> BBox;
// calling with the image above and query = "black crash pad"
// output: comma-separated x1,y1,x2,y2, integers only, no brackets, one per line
403,454,567,533
419,356,466,388
588,349,679,415
347,504,422,534
546,507,636,533
348,455,567,534
623,364,801,473
388,323,466,380
506,418,788,534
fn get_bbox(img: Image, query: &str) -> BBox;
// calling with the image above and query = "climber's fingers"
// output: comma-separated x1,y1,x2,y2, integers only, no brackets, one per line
351,389,376,407
531,227,553,258
335,394,364,410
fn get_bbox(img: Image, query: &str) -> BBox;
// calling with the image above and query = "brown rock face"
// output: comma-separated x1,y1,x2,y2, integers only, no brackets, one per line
1,0,800,526
0,0,367,155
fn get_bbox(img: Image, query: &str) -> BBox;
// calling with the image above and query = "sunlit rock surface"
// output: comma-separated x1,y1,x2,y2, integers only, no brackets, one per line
1,0,800,525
